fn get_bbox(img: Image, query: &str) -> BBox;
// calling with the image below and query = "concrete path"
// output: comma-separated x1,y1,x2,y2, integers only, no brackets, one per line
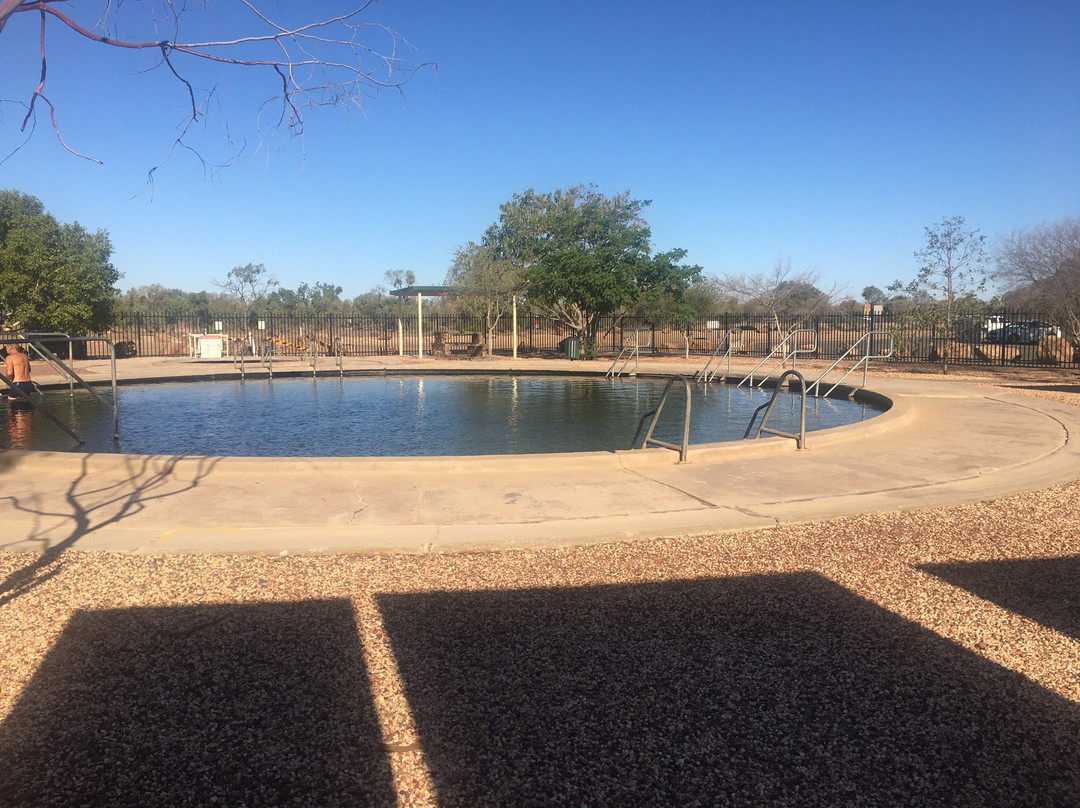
2,356,1078,554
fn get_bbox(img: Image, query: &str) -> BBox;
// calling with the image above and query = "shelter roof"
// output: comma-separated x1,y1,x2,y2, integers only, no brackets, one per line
389,285,461,297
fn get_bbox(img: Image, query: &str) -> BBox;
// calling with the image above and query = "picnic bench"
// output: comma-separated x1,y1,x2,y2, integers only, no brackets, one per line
433,331,484,358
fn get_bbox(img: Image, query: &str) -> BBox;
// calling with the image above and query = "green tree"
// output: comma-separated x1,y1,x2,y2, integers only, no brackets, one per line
382,269,417,291
445,241,522,356
861,285,887,304
0,189,120,332
487,186,701,341
266,282,346,314
678,274,738,318
215,262,278,324
116,284,224,317
890,215,989,371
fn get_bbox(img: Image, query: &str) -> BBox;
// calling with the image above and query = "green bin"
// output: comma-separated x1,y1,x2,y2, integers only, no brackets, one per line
565,337,582,360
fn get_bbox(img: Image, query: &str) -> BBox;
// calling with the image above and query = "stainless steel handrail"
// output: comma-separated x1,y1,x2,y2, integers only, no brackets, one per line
631,375,692,463
736,328,816,388
263,339,274,378
743,369,808,449
17,331,75,394
606,329,650,378
2,333,119,443
695,329,743,384
0,367,84,445
806,330,894,398
233,343,246,379
25,335,117,439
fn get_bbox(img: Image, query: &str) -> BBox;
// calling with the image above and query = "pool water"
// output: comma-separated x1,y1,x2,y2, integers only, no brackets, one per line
3,375,881,457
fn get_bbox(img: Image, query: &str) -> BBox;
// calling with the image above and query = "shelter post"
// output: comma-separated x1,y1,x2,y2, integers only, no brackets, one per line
512,297,518,359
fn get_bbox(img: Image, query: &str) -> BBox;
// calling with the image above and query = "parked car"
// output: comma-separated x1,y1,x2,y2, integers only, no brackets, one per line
985,321,1061,344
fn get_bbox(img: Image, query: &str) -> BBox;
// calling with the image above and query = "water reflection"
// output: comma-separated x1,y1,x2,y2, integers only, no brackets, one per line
20,376,879,457
7,408,33,449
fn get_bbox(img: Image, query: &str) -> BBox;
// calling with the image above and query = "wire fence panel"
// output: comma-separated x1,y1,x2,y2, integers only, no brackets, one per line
91,309,1079,369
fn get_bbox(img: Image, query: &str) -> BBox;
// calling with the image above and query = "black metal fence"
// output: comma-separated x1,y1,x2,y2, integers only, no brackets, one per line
88,309,1079,369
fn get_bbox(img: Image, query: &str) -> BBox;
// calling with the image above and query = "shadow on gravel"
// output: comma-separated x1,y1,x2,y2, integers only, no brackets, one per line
378,572,1080,807
923,555,1080,640
0,599,394,808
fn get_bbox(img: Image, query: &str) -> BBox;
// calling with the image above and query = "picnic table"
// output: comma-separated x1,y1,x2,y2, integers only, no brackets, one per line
433,331,484,358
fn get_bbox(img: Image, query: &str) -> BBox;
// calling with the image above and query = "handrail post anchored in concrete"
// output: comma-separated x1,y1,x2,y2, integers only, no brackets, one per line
631,375,693,463
743,369,808,450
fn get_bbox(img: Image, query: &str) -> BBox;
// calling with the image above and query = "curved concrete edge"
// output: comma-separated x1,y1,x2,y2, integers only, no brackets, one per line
3,368,1079,556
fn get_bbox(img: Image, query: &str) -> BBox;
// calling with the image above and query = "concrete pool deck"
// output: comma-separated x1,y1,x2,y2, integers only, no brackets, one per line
2,355,1079,555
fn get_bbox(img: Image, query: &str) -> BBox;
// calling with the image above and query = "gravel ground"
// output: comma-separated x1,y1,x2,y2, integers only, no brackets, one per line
0,380,1078,807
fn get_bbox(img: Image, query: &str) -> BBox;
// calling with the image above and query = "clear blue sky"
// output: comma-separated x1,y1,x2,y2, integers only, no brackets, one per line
2,0,1077,300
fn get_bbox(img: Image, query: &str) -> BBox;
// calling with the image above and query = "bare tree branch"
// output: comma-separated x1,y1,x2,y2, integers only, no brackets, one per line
719,259,840,333
2,0,435,169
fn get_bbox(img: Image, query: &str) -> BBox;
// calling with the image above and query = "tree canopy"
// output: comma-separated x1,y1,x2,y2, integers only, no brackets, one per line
0,188,120,332
890,216,989,314
483,186,701,339
266,282,346,315
215,263,278,323
889,215,990,370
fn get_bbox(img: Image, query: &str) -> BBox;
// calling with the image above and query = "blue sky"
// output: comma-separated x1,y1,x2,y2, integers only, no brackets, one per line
2,0,1077,300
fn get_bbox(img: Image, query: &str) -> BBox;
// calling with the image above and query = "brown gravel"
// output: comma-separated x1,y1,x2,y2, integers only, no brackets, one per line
1,381,1078,807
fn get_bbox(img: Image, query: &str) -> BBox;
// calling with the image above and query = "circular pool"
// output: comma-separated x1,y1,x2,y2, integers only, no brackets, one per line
5,374,883,456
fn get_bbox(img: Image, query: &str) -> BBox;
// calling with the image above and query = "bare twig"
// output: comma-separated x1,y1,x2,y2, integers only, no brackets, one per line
2,0,435,169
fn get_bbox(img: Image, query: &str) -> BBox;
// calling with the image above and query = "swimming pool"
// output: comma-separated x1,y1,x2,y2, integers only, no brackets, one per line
5,374,883,456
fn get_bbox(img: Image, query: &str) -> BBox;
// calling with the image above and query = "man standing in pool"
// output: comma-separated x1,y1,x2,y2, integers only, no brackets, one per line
3,344,35,402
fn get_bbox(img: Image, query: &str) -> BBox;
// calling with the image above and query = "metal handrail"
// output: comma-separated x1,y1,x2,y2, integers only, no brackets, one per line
743,370,808,449
736,328,816,388
806,330,894,398
17,331,75,395
18,334,118,440
262,338,274,378
233,343,246,379
695,329,743,383
606,329,651,378
2,334,119,443
631,375,692,463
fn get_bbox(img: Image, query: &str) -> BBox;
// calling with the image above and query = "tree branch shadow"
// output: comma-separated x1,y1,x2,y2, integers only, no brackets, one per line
0,453,220,607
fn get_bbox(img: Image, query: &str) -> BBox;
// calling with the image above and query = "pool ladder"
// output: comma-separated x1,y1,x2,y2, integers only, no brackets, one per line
631,375,692,463
632,371,811,461
694,329,743,384
743,370,808,449
607,330,651,378
0,333,121,446
806,330,893,398
736,328,816,388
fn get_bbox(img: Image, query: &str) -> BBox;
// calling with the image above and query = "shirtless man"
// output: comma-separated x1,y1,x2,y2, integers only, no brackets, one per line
4,344,34,397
